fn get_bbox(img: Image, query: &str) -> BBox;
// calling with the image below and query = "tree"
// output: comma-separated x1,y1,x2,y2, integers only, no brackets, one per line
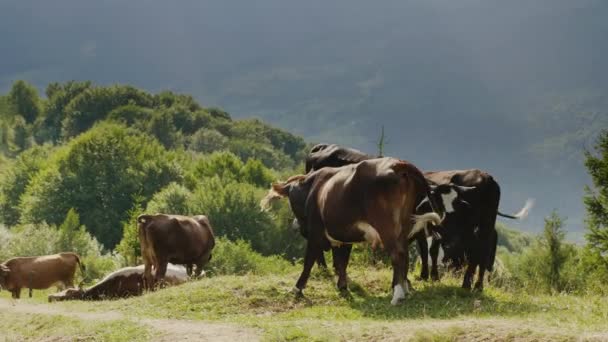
19,123,183,248
542,211,567,291
8,80,41,123
584,130,608,263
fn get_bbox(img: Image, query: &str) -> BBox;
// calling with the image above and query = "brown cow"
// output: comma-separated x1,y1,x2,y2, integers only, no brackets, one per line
0,252,85,299
48,264,189,302
268,158,443,305
138,213,215,290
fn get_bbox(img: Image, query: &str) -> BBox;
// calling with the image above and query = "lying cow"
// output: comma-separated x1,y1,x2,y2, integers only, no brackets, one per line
138,213,215,290
266,158,444,305
0,252,85,299
48,264,188,302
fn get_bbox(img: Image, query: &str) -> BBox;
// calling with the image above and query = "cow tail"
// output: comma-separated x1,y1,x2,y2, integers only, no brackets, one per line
487,228,498,272
74,254,86,282
259,175,306,211
497,199,535,220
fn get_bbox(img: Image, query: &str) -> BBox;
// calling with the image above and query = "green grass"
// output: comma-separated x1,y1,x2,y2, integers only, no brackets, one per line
2,266,607,341
0,311,150,342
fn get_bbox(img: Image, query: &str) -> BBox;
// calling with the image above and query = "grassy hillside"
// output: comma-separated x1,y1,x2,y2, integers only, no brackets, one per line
2,266,607,341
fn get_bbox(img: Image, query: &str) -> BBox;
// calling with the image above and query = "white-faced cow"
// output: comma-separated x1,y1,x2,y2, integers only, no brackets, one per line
48,264,189,302
424,169,533,291
265,157,443,305
0,252,85,299
138,214,215,290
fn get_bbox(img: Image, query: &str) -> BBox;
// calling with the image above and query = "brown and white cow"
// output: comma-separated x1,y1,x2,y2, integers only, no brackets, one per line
266,157,443,305
0,252,85,299
48,264,189,302
138,213,215,290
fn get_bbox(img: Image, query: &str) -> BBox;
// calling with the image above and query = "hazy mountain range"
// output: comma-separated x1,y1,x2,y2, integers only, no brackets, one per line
2,0,607,239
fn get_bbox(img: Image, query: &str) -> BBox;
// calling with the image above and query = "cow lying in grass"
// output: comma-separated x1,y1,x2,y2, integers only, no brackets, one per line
48,264,189,302
0,252,85,299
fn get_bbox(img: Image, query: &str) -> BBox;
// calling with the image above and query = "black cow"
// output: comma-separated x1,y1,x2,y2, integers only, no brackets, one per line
424,170,533,290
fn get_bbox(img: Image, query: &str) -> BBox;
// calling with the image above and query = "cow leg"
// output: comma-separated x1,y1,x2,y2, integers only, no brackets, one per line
389,242,409,306
462,262,477,290
29,288,33,298
155,260,169,289
317,252,328,269
474,265,486,291
143,261,154,291
186,264,193,277
333,245,352,291
416,233,429,281
294,243,321,295
12,288,21,299
430,239,441,281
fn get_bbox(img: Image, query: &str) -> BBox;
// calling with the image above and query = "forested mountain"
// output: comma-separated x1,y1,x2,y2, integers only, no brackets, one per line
0,81,306,253
1,0,607,234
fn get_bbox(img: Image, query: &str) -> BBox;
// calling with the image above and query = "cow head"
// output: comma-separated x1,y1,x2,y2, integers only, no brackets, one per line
48,288,85,302
0,264,10,287
418,184,473,216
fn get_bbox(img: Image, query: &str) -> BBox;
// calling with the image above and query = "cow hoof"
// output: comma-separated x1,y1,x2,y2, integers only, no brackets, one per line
390,284,406,305
473,284,484,292
291,287,304,298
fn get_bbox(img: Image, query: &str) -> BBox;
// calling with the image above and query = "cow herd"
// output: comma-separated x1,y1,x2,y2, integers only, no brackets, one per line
0,143,532,306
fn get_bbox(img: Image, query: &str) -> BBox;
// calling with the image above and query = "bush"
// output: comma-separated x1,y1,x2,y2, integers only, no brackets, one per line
208,238,295,276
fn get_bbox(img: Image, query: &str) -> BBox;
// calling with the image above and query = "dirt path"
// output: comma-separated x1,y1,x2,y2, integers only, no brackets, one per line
0,299,260,342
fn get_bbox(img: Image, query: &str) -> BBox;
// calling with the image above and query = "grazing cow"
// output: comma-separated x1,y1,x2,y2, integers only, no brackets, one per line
0,252,85,299
266,157,443,305
138,213,215,290
424,169,533,290
48,264,189,302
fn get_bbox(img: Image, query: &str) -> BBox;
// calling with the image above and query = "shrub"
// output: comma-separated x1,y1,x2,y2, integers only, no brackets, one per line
208,238,295,276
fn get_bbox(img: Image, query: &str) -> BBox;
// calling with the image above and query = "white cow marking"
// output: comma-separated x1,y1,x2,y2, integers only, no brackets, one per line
391,284,406,305
440,189,458,213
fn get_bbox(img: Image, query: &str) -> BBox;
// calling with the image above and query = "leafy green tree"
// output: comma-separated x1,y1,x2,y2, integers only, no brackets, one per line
8,80,41,123
19,123,183,248
40,81,92,142
0,145,51,226
146,183,192,215
57,208,102,257
543,211,567,291
584,130,608,263
116,198,144,265
189,128,228,153
61,85,154,138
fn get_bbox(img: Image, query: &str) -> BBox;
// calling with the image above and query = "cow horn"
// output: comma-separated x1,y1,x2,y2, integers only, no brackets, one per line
451,184,476,191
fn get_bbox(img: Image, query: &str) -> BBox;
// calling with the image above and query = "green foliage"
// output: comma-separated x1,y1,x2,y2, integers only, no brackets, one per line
116,198,145,266
40,81,92,142
145,182,192,215
543,211,567,291
207,238,295,276
584,129,608,263
496,223,533,253
61,85,154,138
8,80,41,123
19,123,183,248
188,128,228,153
0,145,52,226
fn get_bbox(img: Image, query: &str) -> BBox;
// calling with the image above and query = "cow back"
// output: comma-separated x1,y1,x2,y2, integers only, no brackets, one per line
139,214,214,265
